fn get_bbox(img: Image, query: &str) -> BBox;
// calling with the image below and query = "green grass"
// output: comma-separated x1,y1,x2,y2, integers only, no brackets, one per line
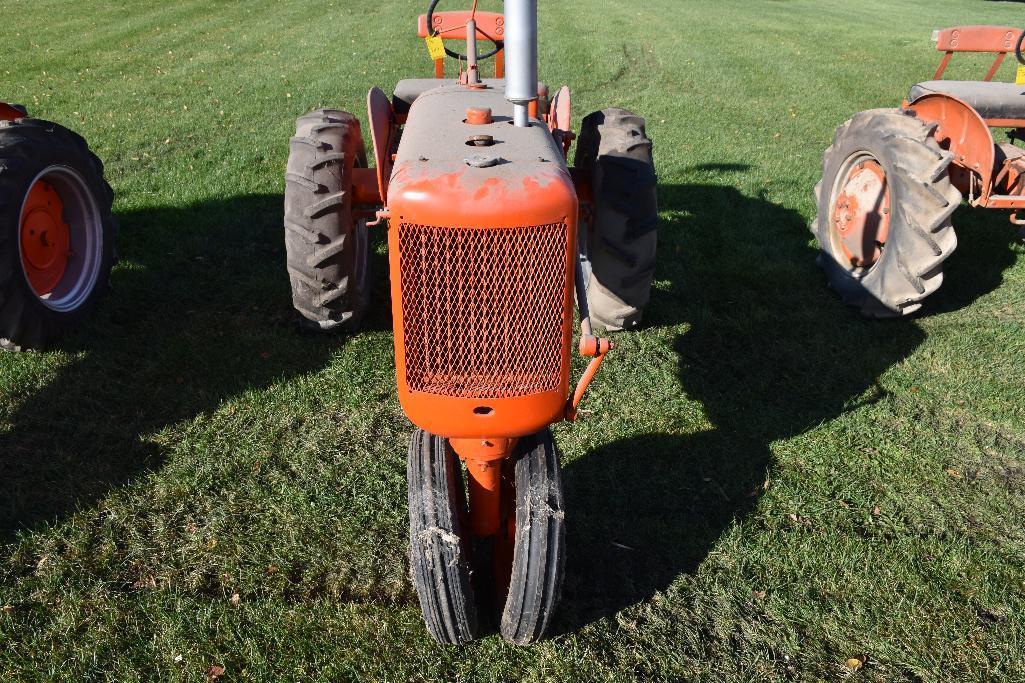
2,0,1025,679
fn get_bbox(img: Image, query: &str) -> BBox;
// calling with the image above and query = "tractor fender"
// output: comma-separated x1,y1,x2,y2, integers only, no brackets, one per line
0,102,27,121
367,87,395,203
906,92,995,198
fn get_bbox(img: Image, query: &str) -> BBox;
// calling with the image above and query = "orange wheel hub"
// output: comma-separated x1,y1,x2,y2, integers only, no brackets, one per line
20,179,71,296
831,159,891,269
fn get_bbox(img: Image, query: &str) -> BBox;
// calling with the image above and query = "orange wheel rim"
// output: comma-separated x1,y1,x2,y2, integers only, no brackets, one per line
831,158,891,270
20,179,71,296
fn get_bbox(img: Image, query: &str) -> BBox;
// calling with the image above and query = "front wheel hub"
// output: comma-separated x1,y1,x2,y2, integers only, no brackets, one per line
20,179,71,296
831,158,891,269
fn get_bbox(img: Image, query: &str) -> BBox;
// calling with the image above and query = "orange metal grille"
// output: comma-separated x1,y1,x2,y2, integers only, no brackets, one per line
398,222,569,398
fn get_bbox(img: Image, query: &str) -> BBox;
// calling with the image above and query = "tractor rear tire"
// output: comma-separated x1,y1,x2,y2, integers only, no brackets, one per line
284,109,370,332
575,108,658,331
814,108,960,317
408,429,480,645
0,117,115,351
500,428,566,645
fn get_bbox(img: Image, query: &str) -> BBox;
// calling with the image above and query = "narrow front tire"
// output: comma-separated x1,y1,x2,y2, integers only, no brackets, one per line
500,428,566,645
408,429,480,645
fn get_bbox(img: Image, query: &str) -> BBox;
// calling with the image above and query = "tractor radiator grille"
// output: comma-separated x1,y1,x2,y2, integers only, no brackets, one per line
397,222,569,399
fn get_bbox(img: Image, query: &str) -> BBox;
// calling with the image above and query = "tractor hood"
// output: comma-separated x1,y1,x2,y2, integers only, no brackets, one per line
388,83,575,228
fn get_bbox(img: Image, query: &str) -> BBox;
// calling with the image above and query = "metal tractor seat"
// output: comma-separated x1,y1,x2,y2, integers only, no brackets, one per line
908,81,1025,120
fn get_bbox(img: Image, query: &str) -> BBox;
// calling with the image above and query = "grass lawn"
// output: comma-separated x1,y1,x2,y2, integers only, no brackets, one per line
3,0,1025,679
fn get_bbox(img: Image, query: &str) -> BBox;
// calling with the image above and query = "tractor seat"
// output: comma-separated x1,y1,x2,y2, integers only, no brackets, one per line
393,78,549,117
907,80,1025,120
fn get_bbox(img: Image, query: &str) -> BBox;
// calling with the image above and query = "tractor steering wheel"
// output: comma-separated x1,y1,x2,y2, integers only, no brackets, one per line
1016,29,1025,66
426,0,504,63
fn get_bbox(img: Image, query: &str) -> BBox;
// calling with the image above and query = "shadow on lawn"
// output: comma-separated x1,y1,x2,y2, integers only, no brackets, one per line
0,193,391,540
558,185,1020,630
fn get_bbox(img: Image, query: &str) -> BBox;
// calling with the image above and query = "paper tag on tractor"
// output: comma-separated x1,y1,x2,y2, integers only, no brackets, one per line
425,35,446,61
1017,65,1025,85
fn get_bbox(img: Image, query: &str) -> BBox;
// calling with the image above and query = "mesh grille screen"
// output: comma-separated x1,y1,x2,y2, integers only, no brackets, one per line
397,222,569,398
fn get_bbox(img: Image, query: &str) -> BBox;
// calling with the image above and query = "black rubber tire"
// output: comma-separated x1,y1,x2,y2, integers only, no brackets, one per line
574,108,658,331
500,428,566,645
407,429,480,645
814,108,960,317
0,117,115,351
284,109,370,332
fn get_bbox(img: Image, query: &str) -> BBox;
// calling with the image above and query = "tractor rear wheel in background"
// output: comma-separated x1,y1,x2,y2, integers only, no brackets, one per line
284,109,370,332
500,428,566,645
0,117,115,351
813,108,960,317
575,108,658,331
407,429,480,645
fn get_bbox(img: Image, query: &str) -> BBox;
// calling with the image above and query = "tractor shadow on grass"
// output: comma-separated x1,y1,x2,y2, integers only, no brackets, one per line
0,193,392,541
557,185,1019,630
918,204,1022,316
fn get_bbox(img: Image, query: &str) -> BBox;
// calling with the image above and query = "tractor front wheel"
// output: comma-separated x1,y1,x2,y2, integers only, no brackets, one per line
407,429,480,645
814,109,960,317
0,117,115,351
500,428,566,645
284,109,370,332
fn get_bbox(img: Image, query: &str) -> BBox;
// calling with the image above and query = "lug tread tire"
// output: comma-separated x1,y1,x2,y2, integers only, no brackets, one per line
500,428,566,645
574,108,658,331
284,109,369,332
408,429,479,646
0,117,115,351
813,108,960,317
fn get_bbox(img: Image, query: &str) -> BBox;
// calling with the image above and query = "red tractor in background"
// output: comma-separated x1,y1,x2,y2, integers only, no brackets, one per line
283,1,659,644
815,26,1025,316
0,102,115,350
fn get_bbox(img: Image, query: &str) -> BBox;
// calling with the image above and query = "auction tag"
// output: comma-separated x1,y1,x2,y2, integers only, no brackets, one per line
1017,64,1025,85
425,35,446,61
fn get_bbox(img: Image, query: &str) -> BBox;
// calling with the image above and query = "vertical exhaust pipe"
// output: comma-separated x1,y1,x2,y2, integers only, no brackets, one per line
504,0,538,127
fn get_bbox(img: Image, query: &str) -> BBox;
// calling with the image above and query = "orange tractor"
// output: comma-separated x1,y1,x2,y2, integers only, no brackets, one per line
0,103,115,350
283,1,658,644
815,26,1025,316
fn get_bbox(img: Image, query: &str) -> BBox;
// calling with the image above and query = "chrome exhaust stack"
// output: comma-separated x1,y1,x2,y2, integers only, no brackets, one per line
504,0,538,127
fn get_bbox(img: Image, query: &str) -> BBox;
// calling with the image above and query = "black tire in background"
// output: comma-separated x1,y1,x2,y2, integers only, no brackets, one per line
407,429,480,645
574,108,658,331
813,108,960,317
0,117,115,351
500,428,566,645
284,109,370,332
